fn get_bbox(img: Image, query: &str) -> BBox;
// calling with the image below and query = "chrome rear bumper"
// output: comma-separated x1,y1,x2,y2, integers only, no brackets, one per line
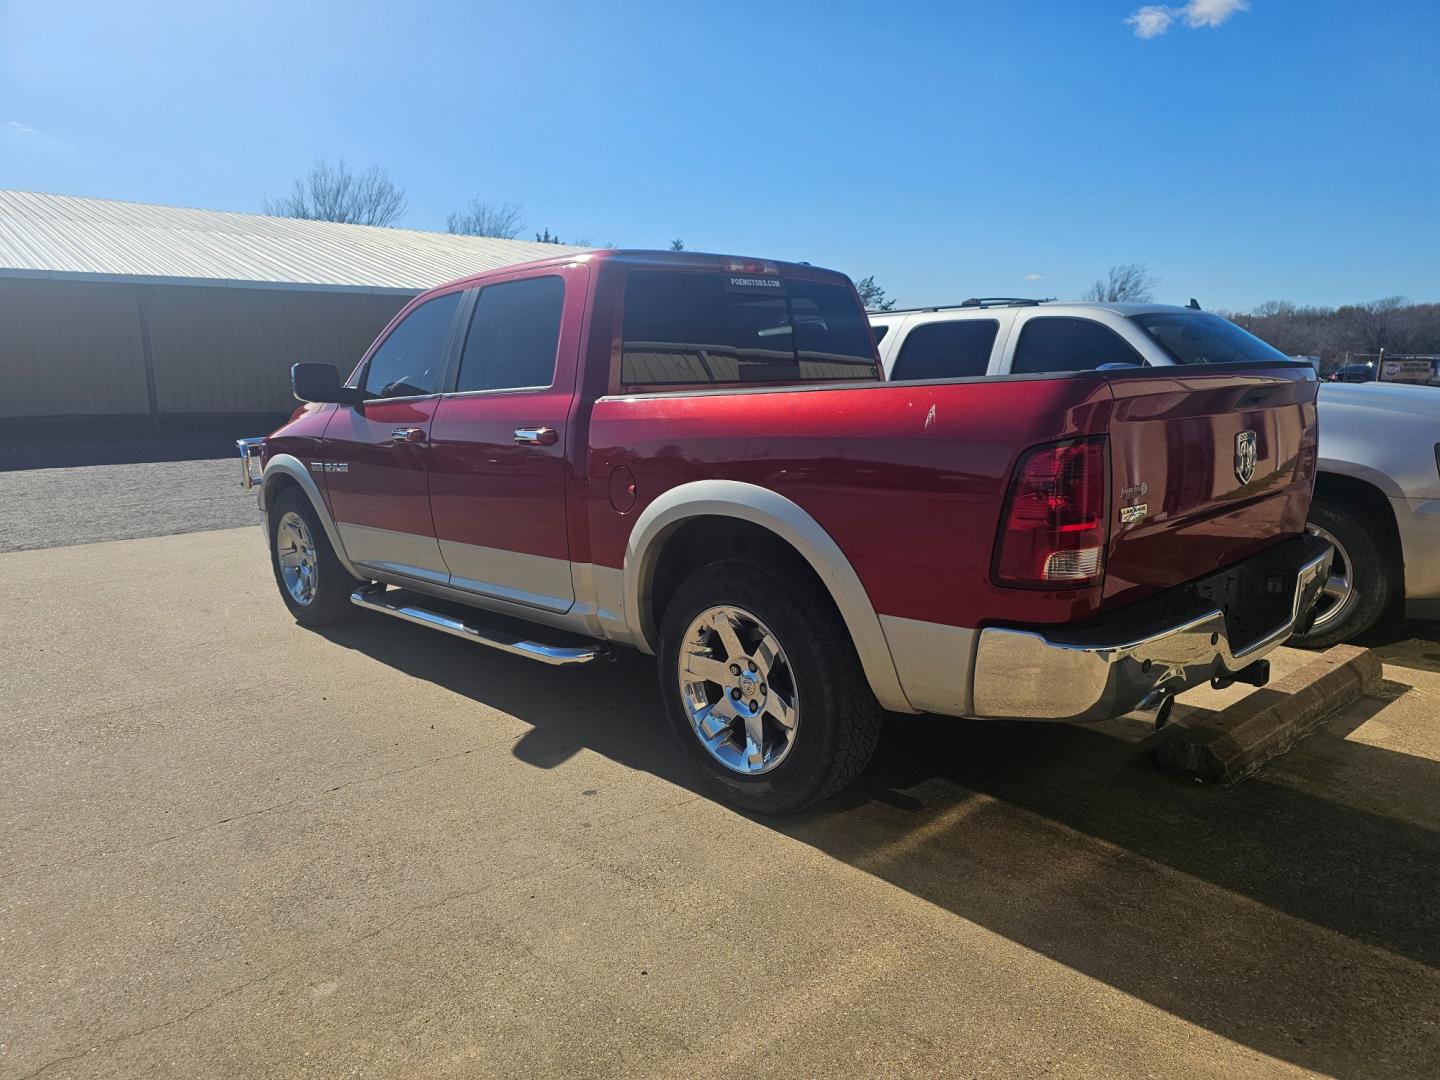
971,533,1333,723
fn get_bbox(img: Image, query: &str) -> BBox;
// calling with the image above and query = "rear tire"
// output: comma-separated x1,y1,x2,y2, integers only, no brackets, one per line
1291,498,1397,648
267,487,359,627
657,557,883,814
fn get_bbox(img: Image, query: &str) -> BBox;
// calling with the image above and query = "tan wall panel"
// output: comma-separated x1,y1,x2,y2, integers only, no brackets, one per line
145,286,409,413
0,280,150,417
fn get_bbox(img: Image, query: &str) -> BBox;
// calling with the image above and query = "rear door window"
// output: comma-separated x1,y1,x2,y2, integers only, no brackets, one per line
362,291,462,399
871,324,890,344
1011,317,1145,374
891,320,998,380
621,270,878,386
455,275,565,392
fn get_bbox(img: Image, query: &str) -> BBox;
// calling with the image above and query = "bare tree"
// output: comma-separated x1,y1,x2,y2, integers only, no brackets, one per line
263,159,407,227
1082,263,1159,303
446,199,524,239
854,275,897,312
1338,295,1409,353
1226,296,1440,373
670,238,685,251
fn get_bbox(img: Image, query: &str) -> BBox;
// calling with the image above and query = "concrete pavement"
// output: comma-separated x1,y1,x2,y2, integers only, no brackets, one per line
3,527,1438,1078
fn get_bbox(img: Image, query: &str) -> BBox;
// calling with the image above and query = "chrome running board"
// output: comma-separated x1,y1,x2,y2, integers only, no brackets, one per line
350,585,615,666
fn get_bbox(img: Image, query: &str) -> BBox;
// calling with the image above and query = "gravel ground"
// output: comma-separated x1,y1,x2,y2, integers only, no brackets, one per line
0,457,260,552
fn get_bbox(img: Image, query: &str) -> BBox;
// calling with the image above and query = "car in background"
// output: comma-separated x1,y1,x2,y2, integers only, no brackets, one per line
870,299,1440,645
1329,361,1377,383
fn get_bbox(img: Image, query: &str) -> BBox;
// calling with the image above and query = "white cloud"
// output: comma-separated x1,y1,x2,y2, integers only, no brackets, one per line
2,119,75,153
1126,5,1174,38
1126,0,1248,38
1024,273,1044,282
1183,0,1249,28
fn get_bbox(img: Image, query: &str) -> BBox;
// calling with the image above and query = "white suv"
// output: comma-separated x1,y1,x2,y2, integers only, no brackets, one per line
870,299,1440,646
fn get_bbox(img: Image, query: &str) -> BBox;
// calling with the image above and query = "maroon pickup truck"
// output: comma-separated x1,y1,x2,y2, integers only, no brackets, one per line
238,250,1331,812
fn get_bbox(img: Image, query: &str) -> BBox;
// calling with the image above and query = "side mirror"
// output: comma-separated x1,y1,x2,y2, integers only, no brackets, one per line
292,363,360,405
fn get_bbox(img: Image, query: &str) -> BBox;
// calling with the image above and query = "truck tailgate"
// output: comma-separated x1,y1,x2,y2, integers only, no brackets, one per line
1102,364,1319,609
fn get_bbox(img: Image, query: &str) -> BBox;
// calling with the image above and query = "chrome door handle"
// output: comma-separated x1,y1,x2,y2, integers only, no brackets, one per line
513,426,558,446
391,427,426,444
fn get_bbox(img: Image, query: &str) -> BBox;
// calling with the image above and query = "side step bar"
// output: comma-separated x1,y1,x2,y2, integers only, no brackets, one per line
350,585,615,666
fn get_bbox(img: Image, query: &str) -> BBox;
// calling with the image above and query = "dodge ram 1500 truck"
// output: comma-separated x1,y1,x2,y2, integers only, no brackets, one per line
238,250,1331,812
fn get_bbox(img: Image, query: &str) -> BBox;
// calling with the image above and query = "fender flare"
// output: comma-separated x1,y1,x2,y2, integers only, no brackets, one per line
1315,458,1405,500
623,479,915,713
260,454,362,579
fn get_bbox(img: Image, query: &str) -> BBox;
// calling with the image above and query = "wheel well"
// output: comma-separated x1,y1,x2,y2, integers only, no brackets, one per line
264,472,300,512
1313,472,1404,582
647,516,838,643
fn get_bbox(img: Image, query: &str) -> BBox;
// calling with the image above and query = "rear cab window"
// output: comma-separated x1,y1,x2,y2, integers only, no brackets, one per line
620,269,879,388
1132,311,1290,365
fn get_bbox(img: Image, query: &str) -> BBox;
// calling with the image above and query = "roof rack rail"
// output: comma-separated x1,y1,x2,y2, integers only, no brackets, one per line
958,297,1042,308
874,298,1045,316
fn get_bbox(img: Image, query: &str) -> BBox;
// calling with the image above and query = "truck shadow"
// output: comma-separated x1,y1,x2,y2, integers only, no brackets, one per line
318,613,1440,1079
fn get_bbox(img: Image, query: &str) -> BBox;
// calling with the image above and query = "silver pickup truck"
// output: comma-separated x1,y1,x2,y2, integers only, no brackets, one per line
870,301,1440,644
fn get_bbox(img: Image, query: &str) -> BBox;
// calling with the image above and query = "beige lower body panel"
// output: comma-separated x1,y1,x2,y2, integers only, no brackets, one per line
439,539,576,614
339,523,449,584
878,614,979,718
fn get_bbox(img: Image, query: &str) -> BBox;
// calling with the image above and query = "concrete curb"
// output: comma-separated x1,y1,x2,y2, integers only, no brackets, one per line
1154,644,1383,783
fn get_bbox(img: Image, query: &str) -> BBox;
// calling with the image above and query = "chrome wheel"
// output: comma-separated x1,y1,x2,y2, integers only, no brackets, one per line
275,510,319,606
1305,522,1355,632
677,605,799,775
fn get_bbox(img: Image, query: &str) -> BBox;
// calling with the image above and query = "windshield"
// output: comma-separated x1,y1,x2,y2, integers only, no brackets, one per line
1131,311,1290,366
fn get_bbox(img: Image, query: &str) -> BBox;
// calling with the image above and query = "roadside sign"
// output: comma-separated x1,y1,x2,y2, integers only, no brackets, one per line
1380,359,1438,385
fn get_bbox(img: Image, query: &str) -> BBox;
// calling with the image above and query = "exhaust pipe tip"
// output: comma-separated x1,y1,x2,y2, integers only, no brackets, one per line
1138,687,1178,730
1153,694,1176,730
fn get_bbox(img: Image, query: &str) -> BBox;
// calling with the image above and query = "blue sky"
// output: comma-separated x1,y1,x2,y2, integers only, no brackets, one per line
2,0,1436,310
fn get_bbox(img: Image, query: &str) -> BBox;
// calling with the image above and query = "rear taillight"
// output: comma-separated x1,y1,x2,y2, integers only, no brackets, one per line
993,437,1108,588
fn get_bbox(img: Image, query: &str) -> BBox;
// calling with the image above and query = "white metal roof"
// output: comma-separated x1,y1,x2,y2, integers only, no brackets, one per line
0,190,586,295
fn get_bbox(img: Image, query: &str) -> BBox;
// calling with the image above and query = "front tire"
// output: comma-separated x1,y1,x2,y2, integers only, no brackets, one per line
1291,498,1397,648
657,557,883,814
267,487,359,627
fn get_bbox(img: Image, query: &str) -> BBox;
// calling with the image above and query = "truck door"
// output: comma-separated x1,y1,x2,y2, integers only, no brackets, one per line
427,265,586,613
323,289,465,585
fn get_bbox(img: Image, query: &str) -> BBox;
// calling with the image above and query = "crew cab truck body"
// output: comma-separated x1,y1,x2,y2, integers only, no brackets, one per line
239,252,1329,812
872,300,1438,646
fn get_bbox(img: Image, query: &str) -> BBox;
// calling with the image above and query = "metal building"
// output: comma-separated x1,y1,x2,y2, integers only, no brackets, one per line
0,191,581,425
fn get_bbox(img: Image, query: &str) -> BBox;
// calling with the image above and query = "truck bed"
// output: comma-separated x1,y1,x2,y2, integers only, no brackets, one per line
586,361,1318,632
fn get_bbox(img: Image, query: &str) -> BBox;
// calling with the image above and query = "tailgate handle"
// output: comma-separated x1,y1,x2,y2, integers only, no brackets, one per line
514,426,558,446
